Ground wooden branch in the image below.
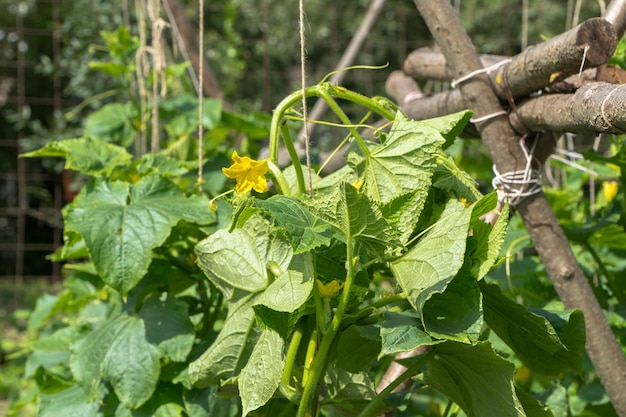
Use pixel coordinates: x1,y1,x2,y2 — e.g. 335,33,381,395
403,48,504,81
163,0,224,99
412,2,626,416
605,0,626,36
510,82,626,134
402,18,617,101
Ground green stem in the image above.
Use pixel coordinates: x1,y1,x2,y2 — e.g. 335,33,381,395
297,239,359,417
280,124,306,196
267,160,292,197
316,88,370,157
584,241,625,303
280,324,303,403
356,349,434,417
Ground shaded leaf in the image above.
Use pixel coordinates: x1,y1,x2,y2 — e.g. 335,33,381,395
139,294,195,362
84,102,137,146
481,281,585,375
421,271,482,343
378,311,437,358
424,341,526,417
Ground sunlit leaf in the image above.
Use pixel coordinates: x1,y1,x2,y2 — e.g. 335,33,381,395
64,174,214,295
21,136,132,176
390,200,471,312
239,329,284,416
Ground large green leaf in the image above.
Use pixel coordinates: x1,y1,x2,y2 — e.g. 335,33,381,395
309,182,399,255
188,300,256,387
424,341,526,417
138,294,195,362
422,110,473,148
38,386,102,417
194,221,293,299
390,200,471,312
378,311,437,358
191,219,297,394
21,136,132,176
255,195,332,253
70,314,161,410
335,325,381,373
480,281,585,375
361,115,445,207
421,271,482,343
239,329,284,416
64,174,214,295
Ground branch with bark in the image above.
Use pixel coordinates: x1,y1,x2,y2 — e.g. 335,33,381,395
406,2,626,416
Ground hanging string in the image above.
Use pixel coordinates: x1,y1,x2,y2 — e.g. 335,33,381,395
197,0,204,192
299,0,313,196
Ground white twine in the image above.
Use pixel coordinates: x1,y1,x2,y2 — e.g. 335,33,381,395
470,110,507,124
491,137,542,207
403,90,425,105
600,83,626,132
578,44,589,76
451,58,512,88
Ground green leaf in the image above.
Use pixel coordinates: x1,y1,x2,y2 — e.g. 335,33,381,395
378,311,437,358
183,386,240,417
138,294,195,362
379,191,423,244
136,153,190,177
516,388,555,417
255,268,313,313
310,182,399,255
84,102,137,146
421,271,483,343
189,301,256,387
191,220,294,387
70,314,161,410
390,200,471,311
65,174,214,294
470,195,509,280
21,137,132,176
194,221,293,299
335,325,381,373
481,281,585,375
432,160,483,201
360,114,445,209
322,367,381,417
101,318,161,409
422,110,473,148
424,341,526,417
239,329,284,416
38,386,102,417
255,195,332,253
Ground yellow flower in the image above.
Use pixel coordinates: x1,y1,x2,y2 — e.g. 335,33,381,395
459,197,471,208
351,179,364,191
316,279,343,302
603,180,619,202
222,151,269,194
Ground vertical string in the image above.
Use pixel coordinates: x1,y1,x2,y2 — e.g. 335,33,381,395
299,0,313,196
198,0,204,192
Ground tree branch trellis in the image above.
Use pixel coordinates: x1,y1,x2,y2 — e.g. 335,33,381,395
394,2,626,416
